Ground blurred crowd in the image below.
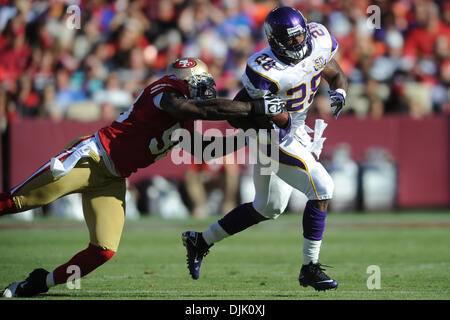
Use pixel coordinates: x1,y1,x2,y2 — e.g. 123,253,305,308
0,0,449,133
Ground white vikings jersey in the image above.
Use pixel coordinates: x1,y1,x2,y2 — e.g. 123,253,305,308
241,23,338,209
242,23,338,134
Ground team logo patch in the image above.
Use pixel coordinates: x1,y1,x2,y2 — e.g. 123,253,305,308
173,59,197,68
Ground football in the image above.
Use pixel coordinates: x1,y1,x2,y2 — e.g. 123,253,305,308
253,110,290,130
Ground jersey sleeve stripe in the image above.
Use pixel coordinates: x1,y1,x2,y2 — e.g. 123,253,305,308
330,32,338,56
323,26,338,59
150,83,174,94
245,64,280,93
278,148,320,199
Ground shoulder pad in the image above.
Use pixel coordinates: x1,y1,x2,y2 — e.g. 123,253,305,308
309,23,339,60
148,76,190,98
243,50,281,96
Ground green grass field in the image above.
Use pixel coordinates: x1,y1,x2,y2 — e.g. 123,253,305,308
0,211,449,300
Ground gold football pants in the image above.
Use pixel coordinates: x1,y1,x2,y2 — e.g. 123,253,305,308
11,136,126,252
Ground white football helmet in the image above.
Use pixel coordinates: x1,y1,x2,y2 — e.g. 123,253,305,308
166,58,216,100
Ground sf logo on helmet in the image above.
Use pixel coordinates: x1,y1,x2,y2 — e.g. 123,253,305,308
175,59,197,68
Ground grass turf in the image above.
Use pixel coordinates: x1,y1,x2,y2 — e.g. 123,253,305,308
0,211,449,300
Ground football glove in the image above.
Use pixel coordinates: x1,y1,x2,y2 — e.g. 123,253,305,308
329,89,346,119
251,94,286,117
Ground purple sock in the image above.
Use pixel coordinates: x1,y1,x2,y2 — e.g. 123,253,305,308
302,201,327,241
218,203,264,235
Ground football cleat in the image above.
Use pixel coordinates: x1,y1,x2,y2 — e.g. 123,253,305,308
182,231,212,280
3,268,49,298
299,262,338,291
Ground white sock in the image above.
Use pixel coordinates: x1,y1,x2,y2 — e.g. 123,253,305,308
46,271,55,288
202,222,229,245
303,238,322,265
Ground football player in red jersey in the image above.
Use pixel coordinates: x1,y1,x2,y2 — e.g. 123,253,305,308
1,57,286,298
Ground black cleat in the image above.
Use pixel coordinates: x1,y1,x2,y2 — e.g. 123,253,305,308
3,268,49,298
299,262,338,291
182,231,212,280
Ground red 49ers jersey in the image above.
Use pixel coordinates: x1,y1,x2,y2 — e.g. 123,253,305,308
97,75,194,177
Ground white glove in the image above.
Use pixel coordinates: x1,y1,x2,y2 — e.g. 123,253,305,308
251,94,286,116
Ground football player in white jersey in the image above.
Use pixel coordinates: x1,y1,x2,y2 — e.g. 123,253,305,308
182,6,348,291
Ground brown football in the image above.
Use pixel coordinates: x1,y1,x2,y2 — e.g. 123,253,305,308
254,111,290,129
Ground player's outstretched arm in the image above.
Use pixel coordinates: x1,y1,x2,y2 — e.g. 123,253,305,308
322,58,349,119
227,88,259,130
159,91,284,120
180,130,247,160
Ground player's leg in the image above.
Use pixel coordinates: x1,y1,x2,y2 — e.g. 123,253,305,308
195,136,334,270
274,136,337,290
0,136,92,216
2,139,126,297
182,164,293,280
4,176,125,298
201,168,293,244
2,158,96,298
46,161,126,290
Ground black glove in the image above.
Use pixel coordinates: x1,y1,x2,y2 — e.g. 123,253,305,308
329,89,346,119
251,94,286,117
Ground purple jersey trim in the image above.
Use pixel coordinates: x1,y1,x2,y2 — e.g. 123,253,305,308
259,144,307,171
278,148,307,171
245,65,279,94
330,31,338,56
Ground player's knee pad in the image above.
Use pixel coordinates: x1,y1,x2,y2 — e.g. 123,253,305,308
252,201,285,220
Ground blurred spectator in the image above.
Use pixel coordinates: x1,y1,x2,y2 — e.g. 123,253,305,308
403,1,450,62
54,68,86,112
40,83,62,121
31,49,56,93
0,0,448,123
100,101,117,121
0,0,449,219
93,71,133,111
16,72,40,118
